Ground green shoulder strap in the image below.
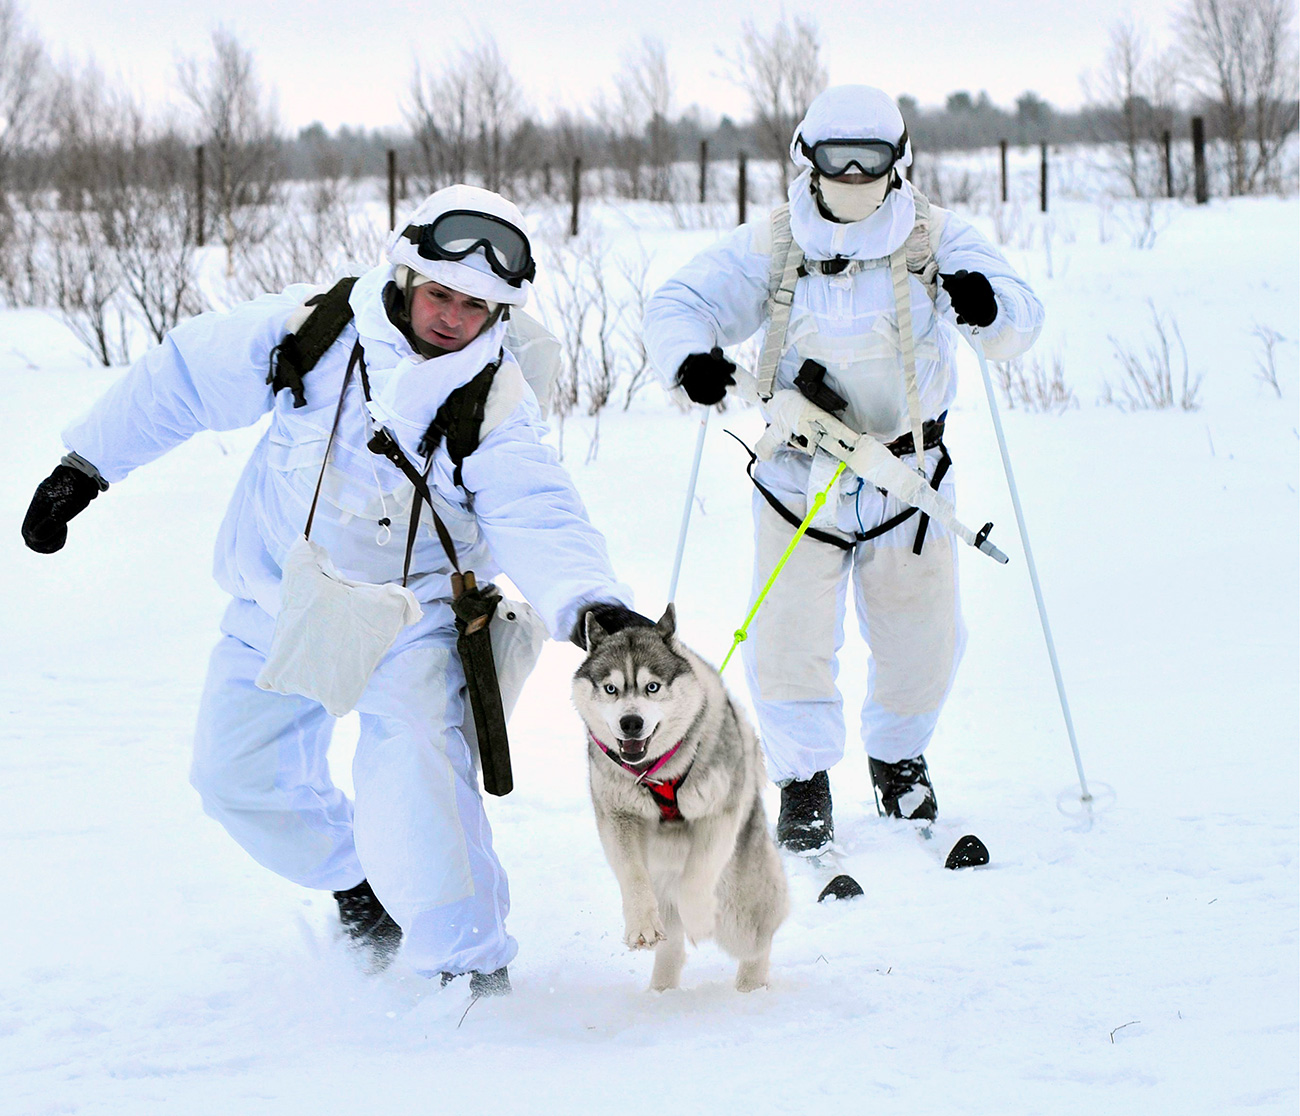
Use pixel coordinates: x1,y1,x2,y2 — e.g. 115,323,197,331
268,276,359,408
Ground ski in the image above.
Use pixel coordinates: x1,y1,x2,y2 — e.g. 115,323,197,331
792,846,864,903
917,822,990,870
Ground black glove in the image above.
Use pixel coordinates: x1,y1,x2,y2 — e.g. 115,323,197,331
676,347,736,406
21,464,103,553
571,602,655,650
939,270,998,328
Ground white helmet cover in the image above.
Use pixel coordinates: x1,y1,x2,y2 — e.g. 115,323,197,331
789,85,913,172
385,184,532,307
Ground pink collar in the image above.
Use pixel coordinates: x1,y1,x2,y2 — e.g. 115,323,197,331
589,731,684,784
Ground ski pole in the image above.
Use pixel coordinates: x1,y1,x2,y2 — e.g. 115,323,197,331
968,332,1093,807
719,461,846,673
667,404,710,604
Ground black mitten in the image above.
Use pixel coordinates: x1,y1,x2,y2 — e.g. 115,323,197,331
676,347,736,406
939,270,998,328
22,464,103,554
571,602,655,650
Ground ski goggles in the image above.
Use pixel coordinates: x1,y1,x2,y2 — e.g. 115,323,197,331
401,210,536,287
800,130,909,180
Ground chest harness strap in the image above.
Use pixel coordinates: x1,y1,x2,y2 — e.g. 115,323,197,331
590,732,693,823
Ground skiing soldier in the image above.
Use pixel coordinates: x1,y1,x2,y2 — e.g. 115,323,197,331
21,184,645,993
643,86,1044,852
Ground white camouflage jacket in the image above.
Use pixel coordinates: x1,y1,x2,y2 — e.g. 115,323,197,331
62,262,632,647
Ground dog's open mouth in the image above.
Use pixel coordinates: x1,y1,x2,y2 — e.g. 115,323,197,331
618,737,651,763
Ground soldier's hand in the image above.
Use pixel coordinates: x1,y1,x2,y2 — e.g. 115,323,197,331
22,464,103,554
676,347,736,406
571,602,655,650
939,270,998,328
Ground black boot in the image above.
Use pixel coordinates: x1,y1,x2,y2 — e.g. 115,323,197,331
334,879,403,970
440,966,512,996
869,756,938,821
776,770,834,853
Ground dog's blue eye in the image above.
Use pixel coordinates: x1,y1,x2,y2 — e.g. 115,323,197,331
604,683,618,695
645,682,660,693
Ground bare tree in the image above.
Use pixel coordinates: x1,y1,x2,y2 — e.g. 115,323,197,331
1084,18,1178,196
177,27,282,260
607,37,675,201
1176,0,1299,194
469,37,522,193
0,0,46,195
407,35,523,193
407,57,473,189
727,14,827,191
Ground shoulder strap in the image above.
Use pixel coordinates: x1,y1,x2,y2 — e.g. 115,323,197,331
904,189,942,299
756,205,802,402
268,276,358,408
418,352,504,489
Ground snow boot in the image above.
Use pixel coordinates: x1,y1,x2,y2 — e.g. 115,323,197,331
776,770,834,853
869,756,938,821
334,879,403,970
440,966,512,996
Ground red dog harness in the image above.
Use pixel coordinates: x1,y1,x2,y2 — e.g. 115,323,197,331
589,732,692,823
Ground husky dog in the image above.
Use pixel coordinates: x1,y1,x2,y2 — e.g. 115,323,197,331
572,605,788,992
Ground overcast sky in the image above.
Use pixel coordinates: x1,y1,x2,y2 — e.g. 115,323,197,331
29,0,1186,132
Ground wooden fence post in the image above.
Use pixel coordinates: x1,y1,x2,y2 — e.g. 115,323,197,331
387,149,397,230
999,139,1008,203
1192,116,1208,204
1162,131,1173,198
570,157,582,237
195,145,205,247
737,151,747,226
1039,142,1048,213
699,139,708,204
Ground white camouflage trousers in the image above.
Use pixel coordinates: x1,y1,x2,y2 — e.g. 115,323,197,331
741,466,967,783
189,602,515,977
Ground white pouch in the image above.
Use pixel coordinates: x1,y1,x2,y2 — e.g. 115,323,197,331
256,534,423,716
461,597,547,754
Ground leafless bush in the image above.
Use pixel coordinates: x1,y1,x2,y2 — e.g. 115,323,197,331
616,246,654,408
1252,322,1285,396
229,176,384,301
994,350,1078,413
1117,197,1170,248
41,207,131,366
535,226,660,457
1103,302,1203,411
725,14,827,192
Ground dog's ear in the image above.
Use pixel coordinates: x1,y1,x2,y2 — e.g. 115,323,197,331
584,609,611,651
656,602,677,639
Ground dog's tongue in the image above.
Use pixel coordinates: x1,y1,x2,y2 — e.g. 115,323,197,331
619,738,649,762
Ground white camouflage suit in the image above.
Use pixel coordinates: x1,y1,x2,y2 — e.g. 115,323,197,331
61,212,631,978
644,87,1043,783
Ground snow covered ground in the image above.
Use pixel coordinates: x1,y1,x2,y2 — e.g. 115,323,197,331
2,190,1297,1115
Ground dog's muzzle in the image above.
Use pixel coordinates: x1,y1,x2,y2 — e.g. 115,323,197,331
618,737,650,762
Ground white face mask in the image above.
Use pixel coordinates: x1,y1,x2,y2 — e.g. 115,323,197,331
816,174,893,223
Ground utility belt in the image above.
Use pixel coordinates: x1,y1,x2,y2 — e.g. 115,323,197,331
735,411,951,556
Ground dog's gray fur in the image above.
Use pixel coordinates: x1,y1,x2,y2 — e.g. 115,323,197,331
573,605,788,992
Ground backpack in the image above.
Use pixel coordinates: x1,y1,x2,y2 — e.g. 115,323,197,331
267,276,562,484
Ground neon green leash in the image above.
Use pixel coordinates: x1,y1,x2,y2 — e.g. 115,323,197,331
719,461,847,673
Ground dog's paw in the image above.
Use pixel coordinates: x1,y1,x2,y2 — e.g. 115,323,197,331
623,911,667,951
